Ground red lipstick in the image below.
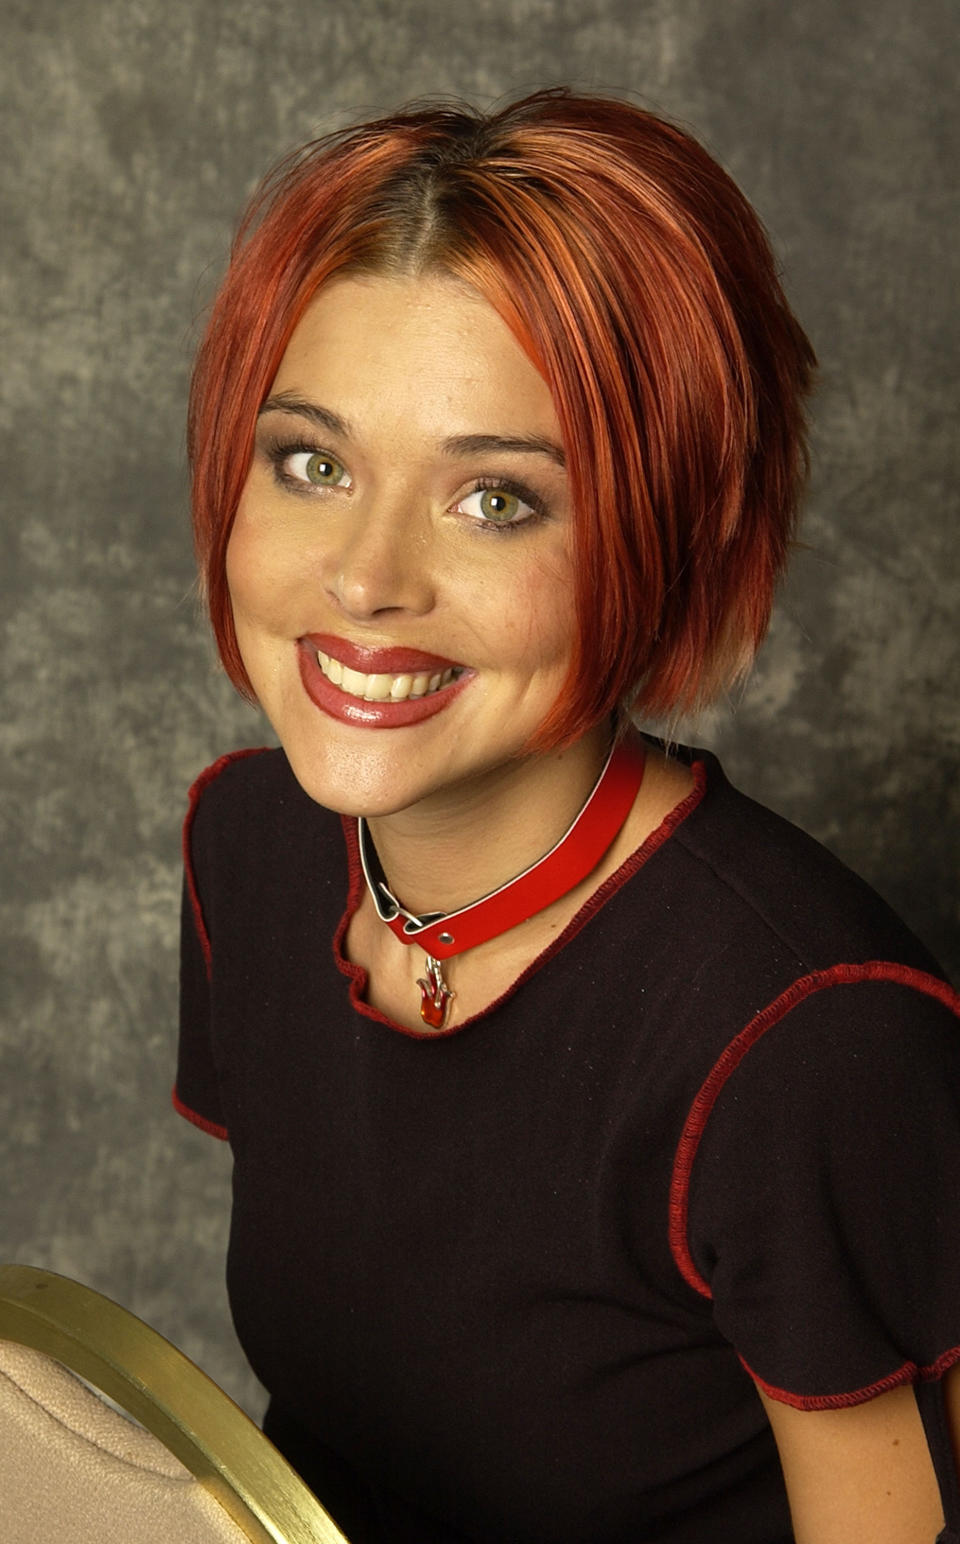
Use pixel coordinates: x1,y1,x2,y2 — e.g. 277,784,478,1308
297,638,472,729
305,633,462,675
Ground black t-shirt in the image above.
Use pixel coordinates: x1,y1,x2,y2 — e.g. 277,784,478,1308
176,746,960,1543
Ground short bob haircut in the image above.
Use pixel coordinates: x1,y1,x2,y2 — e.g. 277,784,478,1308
189,88,815,750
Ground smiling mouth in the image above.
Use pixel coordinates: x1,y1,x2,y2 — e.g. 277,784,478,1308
316,649,466,703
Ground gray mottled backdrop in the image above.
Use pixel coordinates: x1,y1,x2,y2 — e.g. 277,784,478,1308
2,0,957,1416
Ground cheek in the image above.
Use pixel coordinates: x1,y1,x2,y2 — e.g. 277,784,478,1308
224,518,254,623
520,553,578,672
224,517,291,702
462,558,574,676
225,500,282,633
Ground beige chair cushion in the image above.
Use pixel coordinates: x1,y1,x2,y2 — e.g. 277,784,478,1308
0,1340,253,1543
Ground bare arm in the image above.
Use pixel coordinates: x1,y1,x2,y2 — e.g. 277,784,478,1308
759,1366,960,1543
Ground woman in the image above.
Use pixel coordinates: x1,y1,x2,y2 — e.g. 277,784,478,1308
175,90,960,1542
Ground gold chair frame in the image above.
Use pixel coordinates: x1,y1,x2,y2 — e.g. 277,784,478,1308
0,1263,349,1544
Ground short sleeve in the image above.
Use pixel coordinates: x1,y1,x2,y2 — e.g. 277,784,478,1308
682,966,960,1407
173,794,228,1140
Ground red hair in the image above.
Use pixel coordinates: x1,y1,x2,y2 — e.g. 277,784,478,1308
189,89,815,748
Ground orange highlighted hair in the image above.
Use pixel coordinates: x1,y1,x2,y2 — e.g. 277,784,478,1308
189,89,815,747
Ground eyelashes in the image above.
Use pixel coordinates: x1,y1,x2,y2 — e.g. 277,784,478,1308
454,477,547,530
261,437,551,533
265,439,352,492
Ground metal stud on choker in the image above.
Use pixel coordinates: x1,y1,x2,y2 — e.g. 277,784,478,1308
357,737,646,1029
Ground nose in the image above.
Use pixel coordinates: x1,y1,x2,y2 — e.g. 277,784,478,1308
325,496,436,621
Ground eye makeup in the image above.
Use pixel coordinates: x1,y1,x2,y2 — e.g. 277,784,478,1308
257,429,556,535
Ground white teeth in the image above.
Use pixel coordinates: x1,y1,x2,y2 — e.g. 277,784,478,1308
317,652,461,703
364,674,392,701
340,665,367,696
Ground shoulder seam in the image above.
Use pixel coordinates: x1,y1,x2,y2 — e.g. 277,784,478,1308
669,962,960,1299
182,747,271,977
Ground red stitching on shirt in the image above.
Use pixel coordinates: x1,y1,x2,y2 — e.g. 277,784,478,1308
333,758,709,1037
669,962,960,1298
183,748,270,977
172,1085,228,1141
741,1342,960,1409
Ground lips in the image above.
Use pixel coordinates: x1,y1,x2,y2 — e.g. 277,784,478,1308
306,634,462,676
297,635,472,729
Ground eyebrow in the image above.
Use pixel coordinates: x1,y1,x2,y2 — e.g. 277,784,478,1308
258,393,566,468
441,432,566,468
259,394,347,437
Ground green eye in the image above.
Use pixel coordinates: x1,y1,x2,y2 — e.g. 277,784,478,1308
457,482,541,530
304,451,346,485
478,488,521,523
269,443,353,494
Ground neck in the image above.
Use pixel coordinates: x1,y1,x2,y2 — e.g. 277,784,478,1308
364,722,613,916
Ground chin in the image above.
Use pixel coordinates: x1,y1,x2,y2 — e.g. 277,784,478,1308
277,738,438,820
281,726,543,823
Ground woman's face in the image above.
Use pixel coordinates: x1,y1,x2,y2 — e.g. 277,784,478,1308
226,272,579,818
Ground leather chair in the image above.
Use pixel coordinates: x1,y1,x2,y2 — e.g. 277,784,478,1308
0,1263,349,1543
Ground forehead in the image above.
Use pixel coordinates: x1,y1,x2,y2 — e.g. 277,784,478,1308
270,273,560,446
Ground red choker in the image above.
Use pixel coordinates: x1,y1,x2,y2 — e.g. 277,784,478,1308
358,737,646,1029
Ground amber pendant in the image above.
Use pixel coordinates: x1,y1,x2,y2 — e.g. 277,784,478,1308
417,954,454,1029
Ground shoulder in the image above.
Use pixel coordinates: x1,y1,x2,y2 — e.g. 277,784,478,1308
680,963,960,1203
183,745,345,887
182,745,352,966
186,743,332,834
667,751,960,1301
662,746,944,978
651,749,959,1262
674,960,960,1397
187,744,292,822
